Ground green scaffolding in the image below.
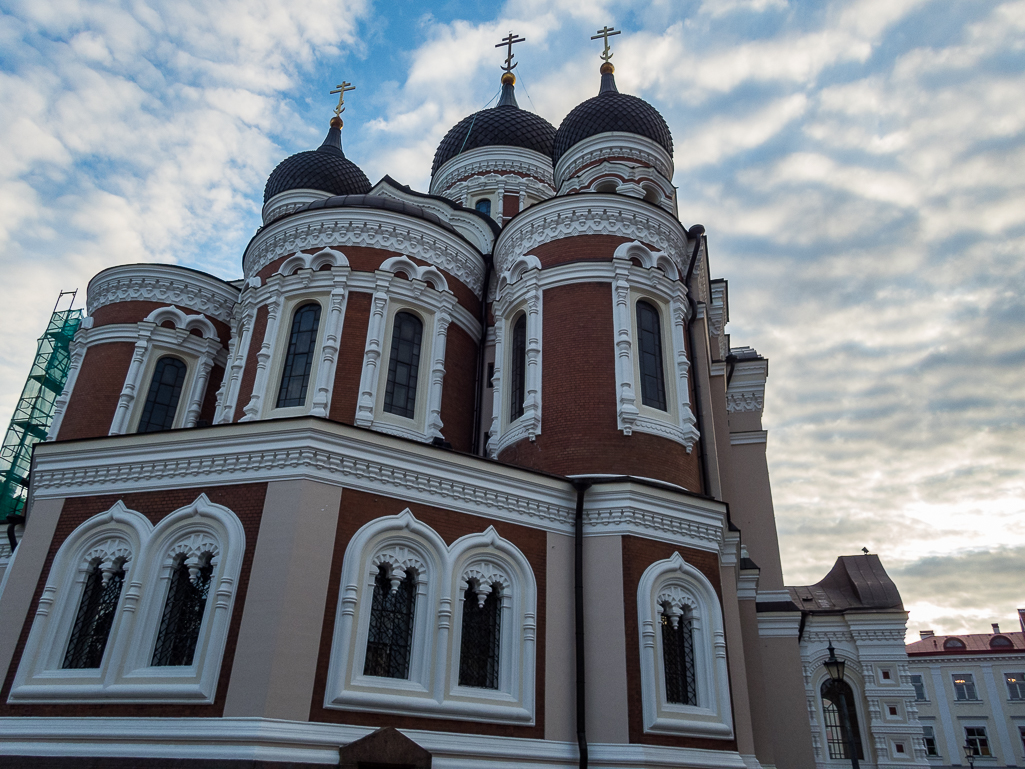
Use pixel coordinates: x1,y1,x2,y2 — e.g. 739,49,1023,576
0,292,82,523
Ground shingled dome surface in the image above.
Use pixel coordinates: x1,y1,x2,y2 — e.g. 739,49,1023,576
432,85,556,177
264,124,371,203
553,76,673,165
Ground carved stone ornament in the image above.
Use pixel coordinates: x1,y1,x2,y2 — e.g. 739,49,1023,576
87,266,239,324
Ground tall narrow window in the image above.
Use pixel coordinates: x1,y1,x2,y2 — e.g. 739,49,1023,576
821,679,864,760
1006,672,1025,700
965,726,991,757
911,673,927,700
636,300,667,411
137,356,187,433
383,311,423,419
509,313,526,421
661,605,696,705
152,557,213,666
922,725,939,756
363,568,416,679
62,561,126,669
953,673,978,700
276,303,321,408
458,584,501,689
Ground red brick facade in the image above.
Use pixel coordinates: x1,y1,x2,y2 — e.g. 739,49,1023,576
56,342,135,441
91,300,232,344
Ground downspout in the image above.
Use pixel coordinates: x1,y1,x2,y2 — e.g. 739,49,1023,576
683,227,714,497
572,479,592,769
471,253,494,455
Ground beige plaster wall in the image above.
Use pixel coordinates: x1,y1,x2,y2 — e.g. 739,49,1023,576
583,534,629,743
544,531,575,742
762,633,817,768
723,441,785,589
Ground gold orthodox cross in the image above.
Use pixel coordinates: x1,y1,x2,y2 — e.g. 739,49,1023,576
330,81,356,117
590,25,621,62
496,32,526,72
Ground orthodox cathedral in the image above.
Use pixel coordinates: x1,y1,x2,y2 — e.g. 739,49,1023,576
0,30,933,769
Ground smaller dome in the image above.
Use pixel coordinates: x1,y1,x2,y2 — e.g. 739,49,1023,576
264,118,371,203
553,67,673,165
431,78,556,177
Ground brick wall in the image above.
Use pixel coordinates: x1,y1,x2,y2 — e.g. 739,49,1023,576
0,483,268,719
232,305,268,422
56,342,135,441
328,291,371,424
438,324,478,452
309,488,547,738
199,364,225,425
92,301,232,344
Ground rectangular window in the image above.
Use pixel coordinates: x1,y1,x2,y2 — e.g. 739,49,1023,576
894,742,905,754
923,725,939,757
953,673,978,701
964,726,991,757
887,704,899,717
1006,672,1025,700
911,673,927,701
880,668,891,681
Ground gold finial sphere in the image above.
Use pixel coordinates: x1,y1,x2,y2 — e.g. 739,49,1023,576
600,62,615,74
501,71,516,86
330,116,343,129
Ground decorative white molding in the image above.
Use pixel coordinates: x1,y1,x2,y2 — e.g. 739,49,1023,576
9,494,245,704
708,282,729,361
488,256,542,457
756,613,802,637
325,510,536,724
87,264,238,324
637,552,734,739
555,132,675,190
242,206,487,296
261,188,332,225
729,430,767,445
431,145,555,199
726,353,767,415
494,194,689,279
560,159,675,214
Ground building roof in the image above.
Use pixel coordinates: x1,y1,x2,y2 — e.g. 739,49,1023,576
906,631,1025,656
431,81,557,177
553,70,673,165
788,554,904,614
264,121,372,203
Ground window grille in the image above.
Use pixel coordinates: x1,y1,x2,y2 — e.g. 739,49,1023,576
152,558,213,666
965,726,991,757
276,303,321,408
458,584,501,689
636,300,667,411
509,313,526,421
660,607,696,705
1006,672,1025,700
911,673,927,700
383,311,423,419
62,562,125,669
953,673,978,701
137,356,187,433
922,725,939,756
820,679,864,760
363,568,416,679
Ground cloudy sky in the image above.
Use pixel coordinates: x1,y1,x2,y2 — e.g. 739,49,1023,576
0,0,1021,636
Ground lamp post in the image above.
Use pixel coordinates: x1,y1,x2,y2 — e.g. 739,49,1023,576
825,640,860,769
963,740,978,768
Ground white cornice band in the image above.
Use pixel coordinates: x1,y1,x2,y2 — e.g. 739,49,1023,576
555,132,675,189
87,264,240,324
431,145,556,198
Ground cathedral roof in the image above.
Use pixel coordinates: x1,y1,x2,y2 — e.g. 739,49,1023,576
431,78,556,177
553,67,673,165
264,118,372,203
278,194,461,237
788,554,904,614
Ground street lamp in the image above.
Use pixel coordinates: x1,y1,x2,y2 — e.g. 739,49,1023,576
963,740,978,768
825,640,860,769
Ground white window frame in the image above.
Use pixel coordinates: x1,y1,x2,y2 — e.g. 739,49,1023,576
611,241,698,451
922,724,940,757
354,257,456,443
636,551,733,738
9,494,245,703
488,255,542,458
1004,670,1025,701
953,672,980,701
261,293,329,418
911,673,928,701
324,509,535,724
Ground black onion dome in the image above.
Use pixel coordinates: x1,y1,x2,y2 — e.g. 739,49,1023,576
264,119,371,203
553,69,673,165
431,80,556,177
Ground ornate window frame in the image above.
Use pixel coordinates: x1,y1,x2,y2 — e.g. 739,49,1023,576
239,248,351,422
354,257,456,443
9,495,245,704
488,255,542,458
612,241,699,452
636,552,733,738
325,510,535,724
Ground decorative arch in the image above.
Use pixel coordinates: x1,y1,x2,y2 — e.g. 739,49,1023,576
277,247,350,277
636,551,733,738
143,306,218,340
379,256,449,292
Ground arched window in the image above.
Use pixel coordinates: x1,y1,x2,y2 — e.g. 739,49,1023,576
991,635,1013,648
458,583,501,689
152,557,213,666
636,300,667,411
383,311,423,419
509,313,526,421
944,637,966,649
137,356,187,433
475,199,491,216
62,560,126,669
364,567,416,679
661,604,696,705
821,678,864,760
276,303,322,408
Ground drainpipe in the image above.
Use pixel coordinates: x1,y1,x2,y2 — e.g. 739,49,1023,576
683,228,713,497
572,479,592,769
471,253,494,455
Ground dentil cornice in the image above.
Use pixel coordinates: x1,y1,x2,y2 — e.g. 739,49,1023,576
431,145,555,197
87,264,240,324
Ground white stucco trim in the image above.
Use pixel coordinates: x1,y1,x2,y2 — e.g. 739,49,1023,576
86,264,239,324
554,131,675,190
